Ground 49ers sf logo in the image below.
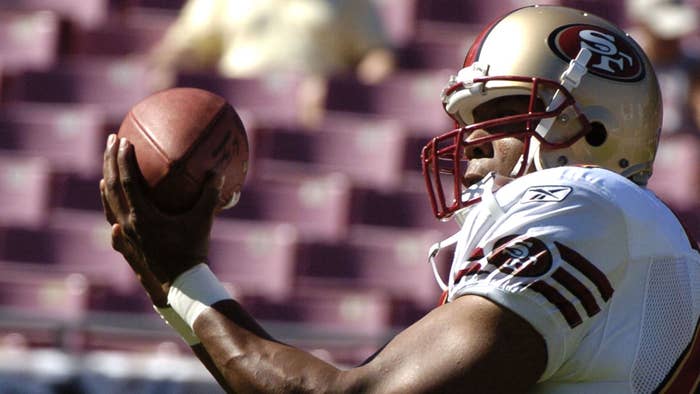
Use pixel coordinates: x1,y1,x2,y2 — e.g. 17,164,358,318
548,24,644,82
487,235,553,277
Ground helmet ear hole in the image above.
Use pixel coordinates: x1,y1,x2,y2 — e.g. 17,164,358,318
585,122,608,147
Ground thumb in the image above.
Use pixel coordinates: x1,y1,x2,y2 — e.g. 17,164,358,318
194,171,225,215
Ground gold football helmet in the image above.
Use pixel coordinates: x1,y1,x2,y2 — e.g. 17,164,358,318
422,5,662,219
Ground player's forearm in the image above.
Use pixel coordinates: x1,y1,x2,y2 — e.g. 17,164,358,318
165,265,363,392
191,343,235,394
193,300,358,393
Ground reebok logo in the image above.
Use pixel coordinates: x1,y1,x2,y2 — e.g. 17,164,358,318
521,186,572,203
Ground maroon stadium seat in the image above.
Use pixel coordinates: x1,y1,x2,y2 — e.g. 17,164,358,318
241,286,392,339
0,264,88,321
208,219,299,300
220,173,353,241
0,10,60,73
68,10,174,56
47,209,135,290
0,153,51,228
648,133,700,212
176,72,307,128
0,209,135,289
349,182,456,234
240,285,393,365
295,225,446,307
325,71,452,135
3,57,154,123
253,115,407,189
0,103,107,177
370,0,417,45
0,0,109,29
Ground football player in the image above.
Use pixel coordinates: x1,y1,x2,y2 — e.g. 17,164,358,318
101,5,700,392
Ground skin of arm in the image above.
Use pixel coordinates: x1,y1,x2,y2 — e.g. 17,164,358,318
195,295,546,393
101,135,547,393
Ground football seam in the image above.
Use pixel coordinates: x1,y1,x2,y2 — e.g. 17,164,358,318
128,110,172,166
181,103,230,184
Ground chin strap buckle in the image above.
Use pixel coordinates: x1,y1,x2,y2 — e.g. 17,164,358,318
441,62,490,104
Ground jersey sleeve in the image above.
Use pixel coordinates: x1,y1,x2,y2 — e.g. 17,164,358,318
448,173,630,381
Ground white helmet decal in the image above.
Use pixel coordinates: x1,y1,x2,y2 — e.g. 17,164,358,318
548,24,645,81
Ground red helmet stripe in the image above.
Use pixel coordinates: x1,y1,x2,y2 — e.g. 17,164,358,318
463,6,530,66
463,18,498,66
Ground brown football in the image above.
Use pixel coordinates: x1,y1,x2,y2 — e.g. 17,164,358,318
117,87,249,213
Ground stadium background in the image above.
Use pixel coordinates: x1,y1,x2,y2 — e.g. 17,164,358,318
0,0,698,392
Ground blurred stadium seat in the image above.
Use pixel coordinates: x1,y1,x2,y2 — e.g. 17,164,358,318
67,12,171,57
220,173,353,241
0,103,106,177
560,0,627,26
350,182,455,234
46,209,136,289
2,57,154,124
50,173,103,212
176,72,307,128
295,225,445,307
0,10,60,74
0,0,109,29
370,0,417,46
674,204,700,246
396,37,467,71
208,219,299,300
0,153,51,228
0,209,135,289
241,286,392,339
648,133,700,212
0,265,88,322
253,116,407,189
415,0,526,24
133,0,187,10
325,71,452,134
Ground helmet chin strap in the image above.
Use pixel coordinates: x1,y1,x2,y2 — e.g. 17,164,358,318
527,47,592,172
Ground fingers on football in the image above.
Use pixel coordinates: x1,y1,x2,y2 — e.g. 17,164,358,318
103,134,129,222
116,137,154,216
194,170,225,216
110,223,131,255
99,179,118,225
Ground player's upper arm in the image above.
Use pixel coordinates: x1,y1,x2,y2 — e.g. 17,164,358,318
449,168,632,380
338,294,547,393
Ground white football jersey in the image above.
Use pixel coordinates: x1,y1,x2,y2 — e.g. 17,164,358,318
444,166,700,393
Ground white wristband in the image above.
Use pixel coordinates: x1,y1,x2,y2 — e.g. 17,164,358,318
154,305,201,346
167,263,232,329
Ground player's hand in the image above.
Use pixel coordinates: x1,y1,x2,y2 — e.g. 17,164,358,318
100,176,169,307
100,134,223,287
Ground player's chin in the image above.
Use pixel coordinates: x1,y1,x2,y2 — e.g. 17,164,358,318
462,172,486,187
462,160,494,187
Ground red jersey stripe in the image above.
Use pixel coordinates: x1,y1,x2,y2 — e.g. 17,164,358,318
529,280,583,328
555,242,614,301
552,267,601,317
